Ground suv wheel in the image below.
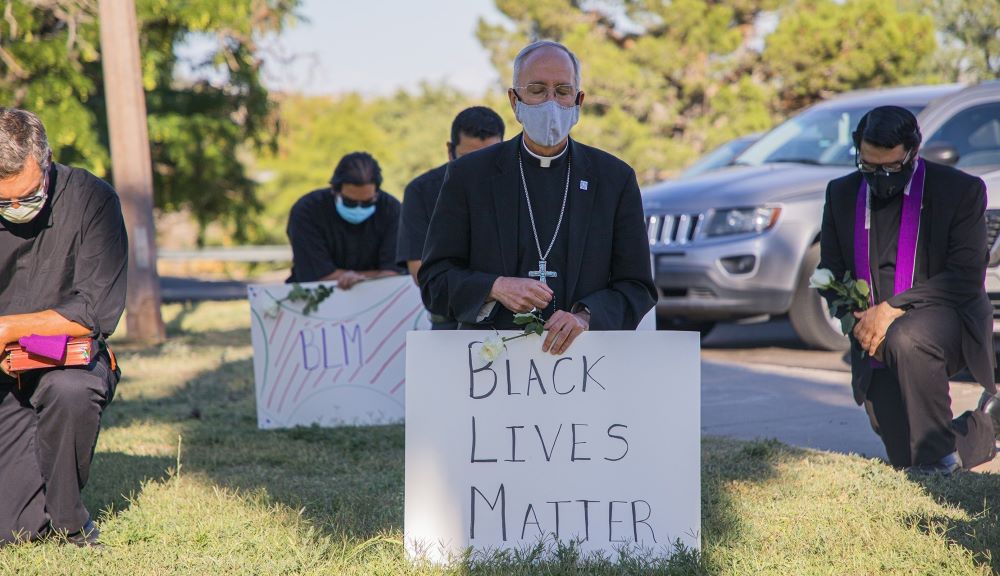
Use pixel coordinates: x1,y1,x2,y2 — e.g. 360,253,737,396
789,243,850,351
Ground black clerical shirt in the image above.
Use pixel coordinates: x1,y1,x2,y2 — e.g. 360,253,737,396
498,142,573,326
869,191,927,304
286,188,402,283
0,163,127,338
870,193,901,304
397,163,447,266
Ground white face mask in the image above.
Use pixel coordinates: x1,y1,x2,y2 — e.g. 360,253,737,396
0,170,48,224
0,197,45,223
515,99,579,147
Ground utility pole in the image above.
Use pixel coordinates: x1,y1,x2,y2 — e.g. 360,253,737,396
98,0,165,343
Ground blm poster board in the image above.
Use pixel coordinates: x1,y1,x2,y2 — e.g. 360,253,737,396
405,331,700,563
248,276,430,429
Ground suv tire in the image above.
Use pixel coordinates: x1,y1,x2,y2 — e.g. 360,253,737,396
789,243,850,351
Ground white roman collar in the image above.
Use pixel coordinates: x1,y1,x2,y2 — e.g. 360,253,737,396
522,137,567,168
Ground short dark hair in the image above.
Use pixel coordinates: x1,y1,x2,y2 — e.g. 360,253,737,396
450,106,505,147
330,152,382,192
852,106,922,151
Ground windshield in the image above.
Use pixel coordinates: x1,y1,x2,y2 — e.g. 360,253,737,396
736,104,924,167
680,136,759,178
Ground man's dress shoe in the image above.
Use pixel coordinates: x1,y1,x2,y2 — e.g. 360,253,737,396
907,451,962,476
63,518,102,548
981,392,1000,440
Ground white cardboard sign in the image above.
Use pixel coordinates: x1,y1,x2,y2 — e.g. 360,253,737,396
404,330,700,563
248,276,430,428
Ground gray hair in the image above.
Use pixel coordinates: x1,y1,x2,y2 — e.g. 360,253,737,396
0,108,51,179
512,40,582,90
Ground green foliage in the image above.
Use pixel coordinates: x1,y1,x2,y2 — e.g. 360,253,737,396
477,0,943,181
282,282,334,315
0,3,107,174
764,0,938,110
3,0,994,249
912,0,1000,81
811,268,870,334
0,0,301,244
512,309,546,337
252,86,518,243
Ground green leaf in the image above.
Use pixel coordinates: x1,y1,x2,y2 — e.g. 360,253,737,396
840,314,856,335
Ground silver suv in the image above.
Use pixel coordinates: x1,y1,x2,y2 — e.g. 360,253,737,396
643,82,1000,350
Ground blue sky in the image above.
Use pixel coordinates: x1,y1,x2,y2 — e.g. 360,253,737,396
260,0,508,96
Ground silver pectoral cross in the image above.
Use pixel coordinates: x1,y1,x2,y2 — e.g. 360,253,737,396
529,259,557,285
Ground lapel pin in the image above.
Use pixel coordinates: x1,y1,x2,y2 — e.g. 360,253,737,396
580,180,589,190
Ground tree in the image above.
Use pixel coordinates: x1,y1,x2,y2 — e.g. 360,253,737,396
914,0,1000,81
252,85,517,244
476,0,941,181
0,0,300,244
763,0,938,110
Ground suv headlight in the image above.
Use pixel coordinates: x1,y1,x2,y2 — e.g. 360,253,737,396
702,207,781,238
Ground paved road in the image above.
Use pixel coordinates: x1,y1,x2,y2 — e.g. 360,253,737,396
701,318,998,473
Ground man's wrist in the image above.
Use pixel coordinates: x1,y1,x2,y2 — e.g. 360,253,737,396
488,276,506,302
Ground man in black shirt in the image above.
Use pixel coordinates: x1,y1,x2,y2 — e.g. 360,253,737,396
397,107,505,329
818,106,996,474
0,109,127,545
287,152,403,287
419,41,655,354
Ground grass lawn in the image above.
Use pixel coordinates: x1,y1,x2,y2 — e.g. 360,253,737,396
2,300,999,575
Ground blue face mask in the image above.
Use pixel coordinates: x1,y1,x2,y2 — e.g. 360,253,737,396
336,196,376,224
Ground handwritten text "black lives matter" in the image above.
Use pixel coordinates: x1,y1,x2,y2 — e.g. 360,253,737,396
464,342,657,545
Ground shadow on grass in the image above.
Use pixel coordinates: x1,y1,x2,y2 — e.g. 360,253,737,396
97,349,406,541
910,470,1000,572
699,437,784,571
111,328,253,360
94,321,793,571
85,452,174,519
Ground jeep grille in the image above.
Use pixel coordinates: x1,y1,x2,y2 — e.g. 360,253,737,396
647,213,704,246
987,209,1000,267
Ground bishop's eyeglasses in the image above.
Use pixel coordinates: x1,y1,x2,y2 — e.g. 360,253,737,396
513,83,579,106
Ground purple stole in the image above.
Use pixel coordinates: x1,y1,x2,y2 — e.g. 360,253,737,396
853,158,925,366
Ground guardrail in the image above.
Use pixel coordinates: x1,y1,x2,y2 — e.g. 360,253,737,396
158,245,292,262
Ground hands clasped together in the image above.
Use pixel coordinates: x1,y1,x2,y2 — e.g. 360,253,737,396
852,301,905,357
489,277,589,355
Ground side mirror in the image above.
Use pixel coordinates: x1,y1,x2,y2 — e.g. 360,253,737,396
921,143,960,166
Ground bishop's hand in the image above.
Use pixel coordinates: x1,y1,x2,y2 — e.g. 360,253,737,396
543,309,589,355
489,277,553,313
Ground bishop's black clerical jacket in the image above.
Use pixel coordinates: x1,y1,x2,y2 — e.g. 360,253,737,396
818,160,996,404
418,134,656,331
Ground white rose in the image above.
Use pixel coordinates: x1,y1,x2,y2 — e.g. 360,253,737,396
263,302,280,318
808,267,835,289
478,335,506,363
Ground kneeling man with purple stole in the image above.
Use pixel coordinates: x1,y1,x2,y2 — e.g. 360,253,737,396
818,106,997,474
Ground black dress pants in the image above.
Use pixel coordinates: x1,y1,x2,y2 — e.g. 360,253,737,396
0,355,116,544
864,305,975,468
